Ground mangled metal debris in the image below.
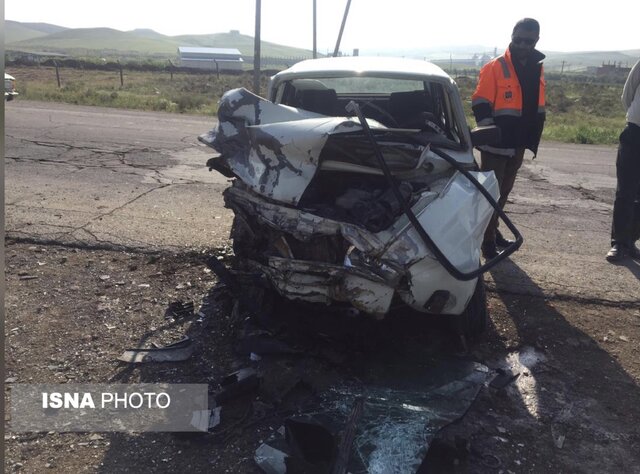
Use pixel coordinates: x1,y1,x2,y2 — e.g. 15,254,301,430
236,332,298,356
196,268,493,472
190,406,222,432
255,442,289,474
165,300,195,319
200,56,524,336
117,336,194,363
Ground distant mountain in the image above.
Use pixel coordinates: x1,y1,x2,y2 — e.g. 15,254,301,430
360,45,639,71
5,20,68,43
543,50,638,71
5,20,637,69
7,27,183,55
127,28,171,40
5,20,315,59
360,45,498,60
15,21,68,35
174,30,314,57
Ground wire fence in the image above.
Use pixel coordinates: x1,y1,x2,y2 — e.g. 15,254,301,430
6,54,629,88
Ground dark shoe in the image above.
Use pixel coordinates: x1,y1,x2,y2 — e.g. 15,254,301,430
495,230,515,248
482,242,499,259
606,243,639,262
606,244,624,261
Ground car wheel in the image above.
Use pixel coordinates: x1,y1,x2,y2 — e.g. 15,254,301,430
230,213,262,261
453,276,487,337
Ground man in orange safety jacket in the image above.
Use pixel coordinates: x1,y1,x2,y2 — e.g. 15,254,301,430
472,18,546,259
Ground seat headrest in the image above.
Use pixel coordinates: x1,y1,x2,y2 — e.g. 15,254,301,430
296,89,338,115
389,90,433,114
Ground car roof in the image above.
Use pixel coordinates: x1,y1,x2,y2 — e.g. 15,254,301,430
271,56,451,83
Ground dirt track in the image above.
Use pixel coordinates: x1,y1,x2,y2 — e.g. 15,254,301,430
4,101,640,473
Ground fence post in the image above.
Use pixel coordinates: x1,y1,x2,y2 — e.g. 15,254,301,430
54,60,61,88
168,60,174,80
117,60,124,87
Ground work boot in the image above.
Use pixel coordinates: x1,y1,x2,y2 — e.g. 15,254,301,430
495,230,515,248
482,242,499,259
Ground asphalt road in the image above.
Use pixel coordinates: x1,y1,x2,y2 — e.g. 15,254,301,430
5,100,639,304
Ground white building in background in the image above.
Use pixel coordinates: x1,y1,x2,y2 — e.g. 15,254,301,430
177,47,244,71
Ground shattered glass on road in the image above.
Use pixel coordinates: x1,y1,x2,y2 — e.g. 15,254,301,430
254,356,489,473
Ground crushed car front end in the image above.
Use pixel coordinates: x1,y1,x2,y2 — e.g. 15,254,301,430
200,57,520,333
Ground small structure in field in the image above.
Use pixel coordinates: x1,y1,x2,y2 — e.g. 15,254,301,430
177,47,244,72
586,61,632,78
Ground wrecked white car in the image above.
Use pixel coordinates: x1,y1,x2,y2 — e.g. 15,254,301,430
200,57,521,335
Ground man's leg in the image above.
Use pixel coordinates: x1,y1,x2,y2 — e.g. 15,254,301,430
495,148,525,239
480,149,524,257
480,151,508,257
608,123,640,260
632,189,640,243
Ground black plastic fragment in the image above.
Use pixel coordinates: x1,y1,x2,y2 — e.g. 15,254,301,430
215,368,260,405
165,300,195,319
489,368,520,390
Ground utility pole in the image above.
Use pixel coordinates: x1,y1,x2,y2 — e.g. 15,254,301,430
312,0,317,59
253,0,261,95
333,0,352,57
561,60,565,75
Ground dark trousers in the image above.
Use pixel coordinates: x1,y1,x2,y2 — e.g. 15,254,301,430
611,123,640,247
480,148,525,244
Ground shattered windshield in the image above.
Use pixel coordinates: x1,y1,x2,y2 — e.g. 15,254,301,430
275,76,465,147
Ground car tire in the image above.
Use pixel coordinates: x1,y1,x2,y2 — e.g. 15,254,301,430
230,213,263,261
453,276,487,337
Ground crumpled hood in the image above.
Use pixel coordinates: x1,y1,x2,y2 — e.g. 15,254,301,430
200,88,385,205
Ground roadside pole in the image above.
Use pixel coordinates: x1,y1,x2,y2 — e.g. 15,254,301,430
313,0,317,59
333,0,352,57
253,0,261,95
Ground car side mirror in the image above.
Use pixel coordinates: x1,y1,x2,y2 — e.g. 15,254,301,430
470,125,501,147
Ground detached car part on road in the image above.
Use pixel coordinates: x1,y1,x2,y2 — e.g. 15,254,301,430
200,57,522,335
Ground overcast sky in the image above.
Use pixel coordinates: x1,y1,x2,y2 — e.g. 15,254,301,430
5,0,639,54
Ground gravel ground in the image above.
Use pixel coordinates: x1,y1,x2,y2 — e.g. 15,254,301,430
4,241,640,473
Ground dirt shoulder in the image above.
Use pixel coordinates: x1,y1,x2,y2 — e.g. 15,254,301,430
4,241,640,473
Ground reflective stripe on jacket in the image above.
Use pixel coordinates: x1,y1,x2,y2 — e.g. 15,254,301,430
472,48,546,156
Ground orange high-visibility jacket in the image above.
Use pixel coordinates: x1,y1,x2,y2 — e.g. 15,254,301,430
472,48,546,156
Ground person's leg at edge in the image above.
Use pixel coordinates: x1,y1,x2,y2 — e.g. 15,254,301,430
480,151,507,258
608,123,640,261
495,148,525,247
480,149,524,258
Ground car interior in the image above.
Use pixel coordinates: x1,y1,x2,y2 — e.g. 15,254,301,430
276,78,456,141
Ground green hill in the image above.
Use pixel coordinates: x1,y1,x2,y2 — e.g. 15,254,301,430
4,20,66,43
5,21,315,59
173,31,314,57
7,27,183,56
127,29,171,40
6,20,633,66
